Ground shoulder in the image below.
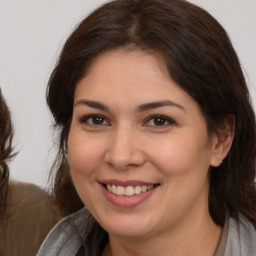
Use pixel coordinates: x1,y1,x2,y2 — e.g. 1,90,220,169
225,214,256,256
0,181,57,256
7,181,57,228
36,208,87,256
9,181,49,200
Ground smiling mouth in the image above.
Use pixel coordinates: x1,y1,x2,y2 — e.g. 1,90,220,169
104,184,158,197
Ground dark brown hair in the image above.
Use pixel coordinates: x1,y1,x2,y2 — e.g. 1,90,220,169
0,89,15,216
47,0,256,226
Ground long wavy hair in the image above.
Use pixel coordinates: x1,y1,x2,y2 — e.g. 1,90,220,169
47,0,256,227
0,89,15,216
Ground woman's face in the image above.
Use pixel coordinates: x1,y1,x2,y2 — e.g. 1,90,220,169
68,49,220,240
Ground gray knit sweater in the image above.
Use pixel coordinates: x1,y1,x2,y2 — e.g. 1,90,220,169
37,208,256,256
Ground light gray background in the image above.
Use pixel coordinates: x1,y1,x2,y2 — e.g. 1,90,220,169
1,0,255,188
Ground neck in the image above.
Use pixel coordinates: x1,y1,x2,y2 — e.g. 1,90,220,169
103,210,222,256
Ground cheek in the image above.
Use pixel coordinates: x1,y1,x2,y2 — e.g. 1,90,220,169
148,134,211,220
67,132,106,209
67,132,104,177
148,132,211,175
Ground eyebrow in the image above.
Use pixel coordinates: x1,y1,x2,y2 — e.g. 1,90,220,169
74,99,110,111
74,99,185,112
136,100,185,112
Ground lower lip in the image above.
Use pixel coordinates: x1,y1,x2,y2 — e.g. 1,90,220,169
101,185,157,208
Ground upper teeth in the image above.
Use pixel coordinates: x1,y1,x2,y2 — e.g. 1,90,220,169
106,184,154,196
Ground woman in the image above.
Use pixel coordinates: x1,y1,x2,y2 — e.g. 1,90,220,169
37,0,256,255
0,90,58,256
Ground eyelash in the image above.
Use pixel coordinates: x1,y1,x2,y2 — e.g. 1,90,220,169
79,114,176,128
79,114,110,126
145,115,176,128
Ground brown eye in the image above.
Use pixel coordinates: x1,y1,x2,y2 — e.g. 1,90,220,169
146,115,175,127
80,115,109,126
92,116,105,125
153,117,167,126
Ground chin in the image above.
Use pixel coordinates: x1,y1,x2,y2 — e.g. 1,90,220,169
98,214,158,239
107,226,153,239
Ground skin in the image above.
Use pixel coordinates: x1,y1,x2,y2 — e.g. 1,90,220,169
68,49,233,256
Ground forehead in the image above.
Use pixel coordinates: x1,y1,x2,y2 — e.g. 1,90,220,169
75,49,174,98
87,48,169,80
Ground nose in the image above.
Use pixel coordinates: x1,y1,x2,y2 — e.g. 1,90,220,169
104,126,146,170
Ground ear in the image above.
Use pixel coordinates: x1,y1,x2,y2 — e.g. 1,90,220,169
210,115,235,167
